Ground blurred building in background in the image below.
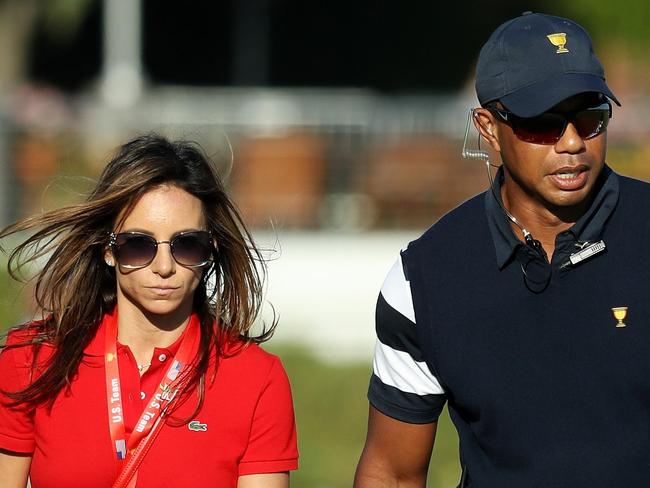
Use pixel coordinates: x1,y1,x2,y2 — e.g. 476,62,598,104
1,0,650,360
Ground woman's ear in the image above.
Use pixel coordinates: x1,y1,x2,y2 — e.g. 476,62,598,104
104,249,115,267
472,108,502,153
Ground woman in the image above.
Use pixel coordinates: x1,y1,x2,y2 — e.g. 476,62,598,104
0,134,298,488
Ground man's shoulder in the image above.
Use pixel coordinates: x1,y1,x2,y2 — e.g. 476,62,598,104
408,191,488,250
618,173,650,196
614,174,650,222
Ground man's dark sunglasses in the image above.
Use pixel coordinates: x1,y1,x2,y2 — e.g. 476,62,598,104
488,102,612,145
109,230,214,269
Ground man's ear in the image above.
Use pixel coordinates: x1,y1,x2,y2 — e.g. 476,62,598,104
472,108,502,153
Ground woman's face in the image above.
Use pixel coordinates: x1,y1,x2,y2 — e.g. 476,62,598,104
106,184,207,320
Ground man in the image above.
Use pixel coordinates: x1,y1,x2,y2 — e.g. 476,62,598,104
354,12,650,488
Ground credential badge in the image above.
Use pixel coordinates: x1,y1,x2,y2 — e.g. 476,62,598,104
547,33,569,53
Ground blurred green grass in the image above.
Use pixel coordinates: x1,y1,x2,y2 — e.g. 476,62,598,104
0,264,26,334
268,344,461,488
0,266,461,487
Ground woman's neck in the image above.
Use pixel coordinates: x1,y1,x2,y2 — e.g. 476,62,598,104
116,304,191,368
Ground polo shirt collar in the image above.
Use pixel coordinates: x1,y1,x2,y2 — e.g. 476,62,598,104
83,307,197,359
486,165,619,269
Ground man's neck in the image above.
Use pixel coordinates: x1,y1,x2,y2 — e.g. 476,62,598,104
501,186,590,260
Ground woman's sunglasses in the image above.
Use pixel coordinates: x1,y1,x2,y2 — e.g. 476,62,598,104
109,231,214,269
488,102,612,145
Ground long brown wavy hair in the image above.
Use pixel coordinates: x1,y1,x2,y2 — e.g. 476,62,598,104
0,133,274,411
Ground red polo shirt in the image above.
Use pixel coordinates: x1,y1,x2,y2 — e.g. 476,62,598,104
0,313,298,487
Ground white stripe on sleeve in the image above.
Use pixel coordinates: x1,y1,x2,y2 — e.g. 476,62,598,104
373,340,444,396
380,256,416,324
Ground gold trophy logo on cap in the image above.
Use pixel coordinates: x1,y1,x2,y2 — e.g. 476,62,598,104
611,307,628,328
547,33,569,54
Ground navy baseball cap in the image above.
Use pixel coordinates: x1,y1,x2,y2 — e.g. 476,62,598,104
475,12,620,117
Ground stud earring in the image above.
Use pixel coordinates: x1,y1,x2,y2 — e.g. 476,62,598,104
105,257,115,267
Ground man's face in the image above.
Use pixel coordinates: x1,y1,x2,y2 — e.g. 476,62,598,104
493,93,608,214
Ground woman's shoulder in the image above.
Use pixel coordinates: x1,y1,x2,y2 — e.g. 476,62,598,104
5,321,44,344
221,337,280,365
0,322,51,388
207,340,293,409
217,337,288,381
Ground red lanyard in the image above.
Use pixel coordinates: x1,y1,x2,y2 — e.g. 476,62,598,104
104,311,199,487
